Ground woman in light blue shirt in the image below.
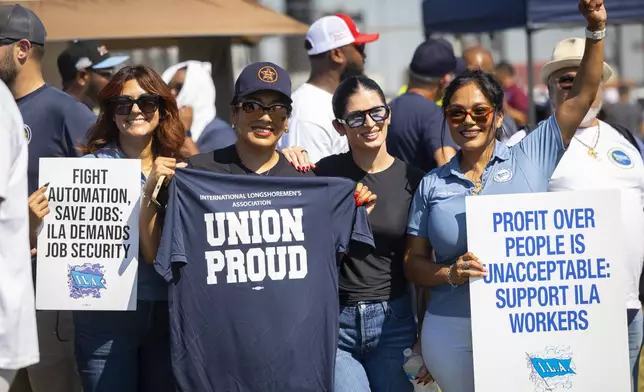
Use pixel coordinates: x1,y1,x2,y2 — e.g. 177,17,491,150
403,3,607,390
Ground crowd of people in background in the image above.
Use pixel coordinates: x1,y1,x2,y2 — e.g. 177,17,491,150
0,0,643,391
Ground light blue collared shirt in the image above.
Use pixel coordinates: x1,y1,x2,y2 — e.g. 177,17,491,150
84,145,167,302
407,115,564,318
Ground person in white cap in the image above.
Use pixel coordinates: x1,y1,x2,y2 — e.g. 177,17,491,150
507,36,644,392
279,14,379,164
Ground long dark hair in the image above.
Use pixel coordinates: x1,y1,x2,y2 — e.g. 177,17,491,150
77,65,185,159
332,75,387,119
440,69,506,148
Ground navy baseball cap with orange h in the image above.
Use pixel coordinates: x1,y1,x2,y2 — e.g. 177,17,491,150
233,62,292,104
0,4,46,45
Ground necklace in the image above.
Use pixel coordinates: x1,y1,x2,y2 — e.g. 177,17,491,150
573,123,600,159
462,147,493,196
465,172,483,195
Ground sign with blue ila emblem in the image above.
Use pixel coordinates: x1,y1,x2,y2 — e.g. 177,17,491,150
36,158,141,311
467,191,631,391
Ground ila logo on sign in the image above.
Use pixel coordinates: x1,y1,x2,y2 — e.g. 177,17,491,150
527,346,576,390
67,263,107,299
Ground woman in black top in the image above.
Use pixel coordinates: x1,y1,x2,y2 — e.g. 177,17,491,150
314,76,429,392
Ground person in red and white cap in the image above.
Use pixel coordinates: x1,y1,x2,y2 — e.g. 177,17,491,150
278,14,379,163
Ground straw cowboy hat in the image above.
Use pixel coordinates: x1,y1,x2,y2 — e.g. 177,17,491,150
540,37,613,83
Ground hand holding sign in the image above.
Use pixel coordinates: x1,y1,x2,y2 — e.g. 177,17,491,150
28,183,50,247
579,0,606,31
448,252,488,285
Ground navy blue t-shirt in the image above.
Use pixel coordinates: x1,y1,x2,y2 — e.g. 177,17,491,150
196,117,238,153
387,92,457,173
16,84,97,194
155,168,374,392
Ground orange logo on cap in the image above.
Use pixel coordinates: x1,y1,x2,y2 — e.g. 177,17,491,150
258,66,278,83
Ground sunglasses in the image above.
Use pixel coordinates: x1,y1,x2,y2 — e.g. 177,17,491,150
445,106,494,124
556,74,575,89
238,101,291,120
337,105,390,128
111,94,160,115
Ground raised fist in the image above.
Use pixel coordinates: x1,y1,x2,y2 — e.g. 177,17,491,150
578,0,607,31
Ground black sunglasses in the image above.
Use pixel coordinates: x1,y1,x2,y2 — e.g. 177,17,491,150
337,105,390,128
111,94,160,115
238,101,291,119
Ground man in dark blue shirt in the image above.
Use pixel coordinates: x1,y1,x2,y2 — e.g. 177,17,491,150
155,168,374,392
0,5,94,392
387,39,459,173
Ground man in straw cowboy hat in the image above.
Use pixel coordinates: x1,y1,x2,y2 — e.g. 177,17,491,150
508,34,644,392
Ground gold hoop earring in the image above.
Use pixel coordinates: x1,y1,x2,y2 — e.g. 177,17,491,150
284,128,289,133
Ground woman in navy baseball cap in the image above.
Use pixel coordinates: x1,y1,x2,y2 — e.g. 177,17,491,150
183,61,305,175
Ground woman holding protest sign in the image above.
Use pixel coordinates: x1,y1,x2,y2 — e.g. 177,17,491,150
73,65,183,392
403,1,608,390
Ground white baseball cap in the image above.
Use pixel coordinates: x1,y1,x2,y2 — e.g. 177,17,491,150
540,37,613,83
305,14,379,56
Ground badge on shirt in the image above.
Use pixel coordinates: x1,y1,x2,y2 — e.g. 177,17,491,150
607,148,633,169
23,124,32,144
493,168,513,183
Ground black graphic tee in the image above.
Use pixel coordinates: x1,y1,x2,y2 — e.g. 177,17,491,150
315,153,424,304
154,167,374,392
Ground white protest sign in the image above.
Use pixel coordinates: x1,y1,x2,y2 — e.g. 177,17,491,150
36,158,141,311
466,190,630,392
